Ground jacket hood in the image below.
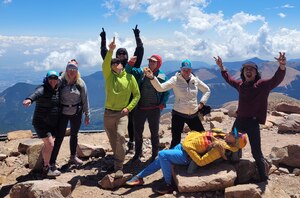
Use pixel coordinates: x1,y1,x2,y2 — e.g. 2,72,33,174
149,54,162,73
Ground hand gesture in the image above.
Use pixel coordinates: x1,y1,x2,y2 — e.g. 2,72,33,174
23,99,31,107
100,28,106,39
214,56,225,71
129,56,137,65
108,37,116,51
274,52,286,69
132,24,140,37
143,67,154,79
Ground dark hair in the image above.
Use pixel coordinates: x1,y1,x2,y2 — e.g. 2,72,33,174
240,67,261,82
111,58,121,66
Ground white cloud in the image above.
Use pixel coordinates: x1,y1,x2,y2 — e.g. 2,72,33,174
278,13,286,18
282,4,294,9
2,0,12,4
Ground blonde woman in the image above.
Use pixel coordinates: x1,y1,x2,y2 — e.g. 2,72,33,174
50,59,90,168
126,130,248,194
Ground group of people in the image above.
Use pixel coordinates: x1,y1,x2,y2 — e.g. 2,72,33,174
23,59,90,177
23,25,286,194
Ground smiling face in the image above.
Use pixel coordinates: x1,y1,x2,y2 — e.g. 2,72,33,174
243,66,257,82
148,59,158,71
181,68,192,80
47,75,58,89
66,63,78,80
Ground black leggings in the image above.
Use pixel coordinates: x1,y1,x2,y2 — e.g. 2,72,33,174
50,113,82,165
233,117,268,181
170,112,204,148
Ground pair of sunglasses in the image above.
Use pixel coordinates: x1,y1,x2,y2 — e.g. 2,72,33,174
48,76,58,80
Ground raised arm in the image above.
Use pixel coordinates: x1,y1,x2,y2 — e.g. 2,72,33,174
100,28,108,60
102,37,116,79
132,25,144,68
274,52,286,71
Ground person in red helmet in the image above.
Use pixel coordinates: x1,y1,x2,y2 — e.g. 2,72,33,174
126,54,170,162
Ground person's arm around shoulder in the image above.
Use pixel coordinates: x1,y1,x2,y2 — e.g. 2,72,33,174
102,37,116,80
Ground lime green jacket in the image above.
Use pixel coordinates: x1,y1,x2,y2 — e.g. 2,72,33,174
102,51,140,111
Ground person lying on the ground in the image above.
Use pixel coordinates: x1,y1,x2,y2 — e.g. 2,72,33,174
126,130,248,195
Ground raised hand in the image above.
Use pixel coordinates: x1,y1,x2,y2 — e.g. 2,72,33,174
274,52,286,69
132,24,140,37
129,56,137,65
108,37,116,51
143,67,154,79
214,56,223,68
100,28,106,39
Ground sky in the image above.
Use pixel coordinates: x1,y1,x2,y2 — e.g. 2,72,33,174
1,0,300,75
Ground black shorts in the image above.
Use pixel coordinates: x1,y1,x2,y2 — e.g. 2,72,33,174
33,125,56,138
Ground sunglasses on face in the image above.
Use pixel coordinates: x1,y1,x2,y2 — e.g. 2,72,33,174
118,52,126,55
67,68,78,72
48,76,58,80
149,60,157,63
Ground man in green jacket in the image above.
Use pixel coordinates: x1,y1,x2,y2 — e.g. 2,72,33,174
102,37,140,179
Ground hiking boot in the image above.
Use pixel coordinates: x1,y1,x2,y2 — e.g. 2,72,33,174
114,170,124,179
47,165,61,177
126,176,144,186
155,184,175,194
69,155,83,165
127,141,134,154
131,155,141,164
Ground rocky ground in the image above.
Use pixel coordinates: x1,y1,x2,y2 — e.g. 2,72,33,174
0,93,300,198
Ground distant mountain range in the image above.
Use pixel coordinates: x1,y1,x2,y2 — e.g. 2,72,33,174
0,57,300,134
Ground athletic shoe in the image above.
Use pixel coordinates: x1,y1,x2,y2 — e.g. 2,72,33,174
155,184,175,194
47,165,61,177
68,155,83,165
126,176,144,186
114,170,124,179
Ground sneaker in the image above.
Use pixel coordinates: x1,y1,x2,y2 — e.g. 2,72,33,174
114,170,124,179
127,141,134,153
126,176,144,186
155,184,175,194
47,165,61,177
69,155,83,165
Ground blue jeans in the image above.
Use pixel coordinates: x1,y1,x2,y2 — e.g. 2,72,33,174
137,144,191,184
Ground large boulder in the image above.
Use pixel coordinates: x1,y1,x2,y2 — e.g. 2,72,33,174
7,130,32,140
10,179,72,198
278,114,300,133
275,102,300,114
18,139,43,154
27,143,44,171
269,145,300,168
173,162,236,192
76,143,106,158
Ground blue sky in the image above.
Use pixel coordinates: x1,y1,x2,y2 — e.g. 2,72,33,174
1,0,300,75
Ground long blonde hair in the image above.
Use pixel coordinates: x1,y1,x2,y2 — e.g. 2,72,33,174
210,137,229,160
